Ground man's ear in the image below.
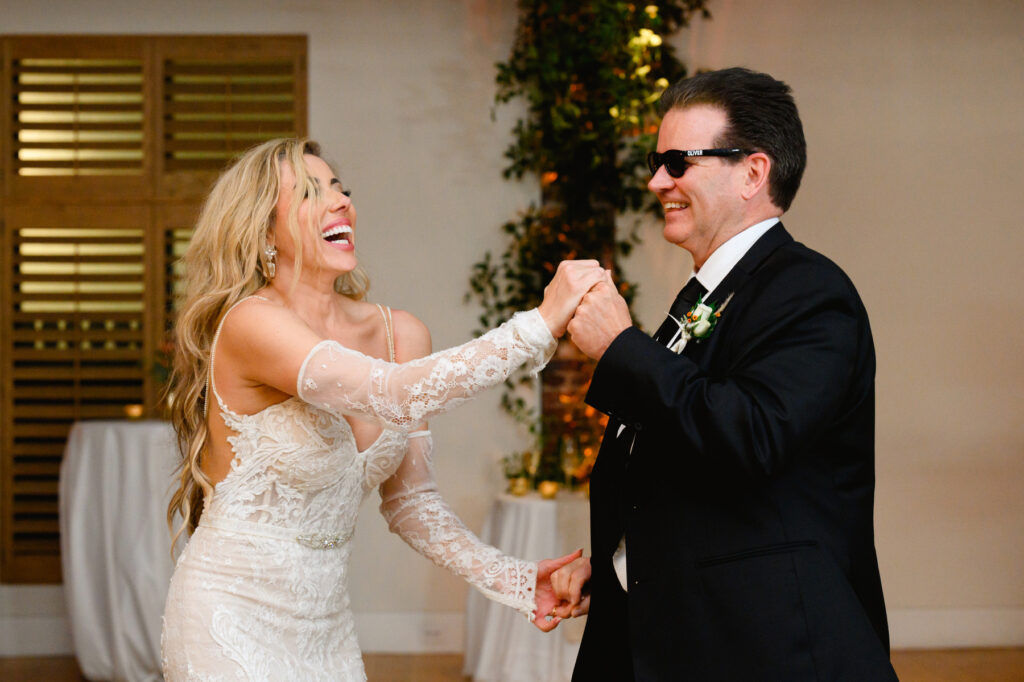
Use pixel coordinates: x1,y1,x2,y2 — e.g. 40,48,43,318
740,152,771,201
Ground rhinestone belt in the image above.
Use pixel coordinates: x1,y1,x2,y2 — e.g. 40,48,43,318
202,515,352,550
295,532,350,550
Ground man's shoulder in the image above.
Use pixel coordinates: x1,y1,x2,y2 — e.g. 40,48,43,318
729,236,870,329
756,237,860,298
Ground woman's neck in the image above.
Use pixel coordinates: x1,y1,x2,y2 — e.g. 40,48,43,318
264,264,358,335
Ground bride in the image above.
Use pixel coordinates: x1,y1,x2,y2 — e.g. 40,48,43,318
160,138,601,681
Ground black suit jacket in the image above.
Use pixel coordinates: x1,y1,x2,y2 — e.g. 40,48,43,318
574,224,896,681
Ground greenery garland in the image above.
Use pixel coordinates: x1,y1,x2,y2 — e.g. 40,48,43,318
467,0,711,432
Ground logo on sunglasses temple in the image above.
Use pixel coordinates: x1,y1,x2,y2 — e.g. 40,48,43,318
647,148,752,177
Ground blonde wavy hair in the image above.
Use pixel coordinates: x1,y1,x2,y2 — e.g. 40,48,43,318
166,138,369,549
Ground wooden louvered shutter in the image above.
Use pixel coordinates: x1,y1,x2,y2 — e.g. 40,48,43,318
3,205,150,581
155,35,307,199
4,36,150,200
0,34,306,583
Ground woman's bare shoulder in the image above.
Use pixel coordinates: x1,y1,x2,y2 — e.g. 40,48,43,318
220,295,308,343
216,295,321,387
388,308,432,361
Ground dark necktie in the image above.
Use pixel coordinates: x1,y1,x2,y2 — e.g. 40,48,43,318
652,277,707,345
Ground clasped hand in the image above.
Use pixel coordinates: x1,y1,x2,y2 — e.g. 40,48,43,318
538,260,632,360
532,553,592,631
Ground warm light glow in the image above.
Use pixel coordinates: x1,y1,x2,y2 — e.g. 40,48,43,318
538,480,560,499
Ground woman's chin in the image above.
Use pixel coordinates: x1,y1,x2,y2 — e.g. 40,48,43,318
317,243,358,271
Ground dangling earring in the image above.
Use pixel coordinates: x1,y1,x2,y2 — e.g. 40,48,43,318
264,244,277,280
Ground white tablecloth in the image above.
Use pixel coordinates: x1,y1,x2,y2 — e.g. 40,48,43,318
59,419,179,682
463,491,590,682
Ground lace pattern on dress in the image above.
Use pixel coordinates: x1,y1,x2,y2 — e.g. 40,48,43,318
297,309,555,430
380,431,538,618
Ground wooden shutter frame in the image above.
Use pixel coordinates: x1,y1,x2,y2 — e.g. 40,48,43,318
0,34,307,583
155,35,308,200
3,35,152,204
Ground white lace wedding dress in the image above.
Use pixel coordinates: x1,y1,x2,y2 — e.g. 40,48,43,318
161,301,555,681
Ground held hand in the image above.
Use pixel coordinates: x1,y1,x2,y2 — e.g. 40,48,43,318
549,555,592,619
567,271,632,360
537,260,605,338
532,548,584,632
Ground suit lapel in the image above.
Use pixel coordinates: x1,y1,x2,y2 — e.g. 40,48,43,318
680,223,794,363
705,222,793,303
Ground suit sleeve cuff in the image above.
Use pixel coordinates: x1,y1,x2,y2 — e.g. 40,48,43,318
586,326,676,424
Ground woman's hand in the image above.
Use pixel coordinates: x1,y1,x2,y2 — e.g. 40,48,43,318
531,549,584,632
537,260,605,337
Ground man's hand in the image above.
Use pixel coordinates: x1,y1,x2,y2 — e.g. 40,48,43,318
532,549,584,632
567,271,632,360
550,555,592,618
537,260,605,338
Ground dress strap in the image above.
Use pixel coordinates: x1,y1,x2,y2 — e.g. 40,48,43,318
375,303,395,362
205,295,273,418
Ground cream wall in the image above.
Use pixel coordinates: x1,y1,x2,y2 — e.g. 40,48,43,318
1,0,1021,655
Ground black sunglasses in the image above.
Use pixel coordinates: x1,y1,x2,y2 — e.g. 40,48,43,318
647,148,752,178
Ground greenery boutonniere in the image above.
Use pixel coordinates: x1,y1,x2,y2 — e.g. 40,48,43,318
668,292,734,352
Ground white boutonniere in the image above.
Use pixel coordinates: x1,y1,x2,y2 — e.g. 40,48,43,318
668,292,734,353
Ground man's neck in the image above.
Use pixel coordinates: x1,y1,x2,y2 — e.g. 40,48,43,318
691,217,780,295
694,209,782,270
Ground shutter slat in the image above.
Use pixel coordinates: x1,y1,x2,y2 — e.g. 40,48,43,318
164,62,293,76
13,102,142,113
162,138,269,152
11,424,72,440
11,480,59,496
8,499,57,515
13,366,144,380
15,121,142,132
12,141,144,152
14,273,143,283
13,83,142,94
13,159,142,169
163,99,294,114
11,293,144,302
13,235,143,244
12,64,142,75
164,119,294,134
164,80,293,95
12,384,142,400
9,443,66,456
12,255,146,264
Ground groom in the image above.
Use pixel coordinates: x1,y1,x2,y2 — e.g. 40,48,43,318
554,68,897,680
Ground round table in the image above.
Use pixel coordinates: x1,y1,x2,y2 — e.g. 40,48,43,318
59,419,179,682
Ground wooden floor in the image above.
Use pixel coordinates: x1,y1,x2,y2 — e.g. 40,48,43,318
0,649,1021,681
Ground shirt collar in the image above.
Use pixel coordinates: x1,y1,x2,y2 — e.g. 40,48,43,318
691,217,780,294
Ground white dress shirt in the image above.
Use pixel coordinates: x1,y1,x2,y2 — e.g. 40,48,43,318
611,217,780,592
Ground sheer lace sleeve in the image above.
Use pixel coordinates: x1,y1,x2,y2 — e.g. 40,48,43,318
298,309,554,431
379,431,537,618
